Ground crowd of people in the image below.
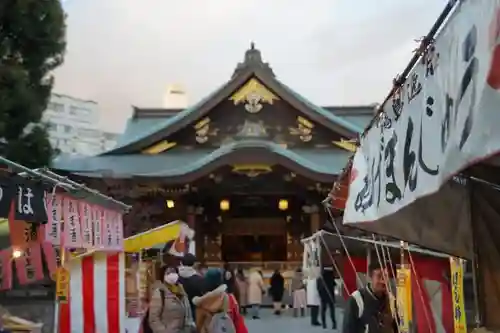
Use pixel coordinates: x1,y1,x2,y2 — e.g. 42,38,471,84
145,254,248,333
145,253,396,333
144,253,328,333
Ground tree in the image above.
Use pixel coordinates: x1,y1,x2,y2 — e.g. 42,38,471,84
0,0,66,168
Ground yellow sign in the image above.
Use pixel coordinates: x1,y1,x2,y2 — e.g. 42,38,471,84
124,221,184,252
450,257,467,333
55,267,70,303
396,267,412,333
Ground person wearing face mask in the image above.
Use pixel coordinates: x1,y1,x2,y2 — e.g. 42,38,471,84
147,266,196,333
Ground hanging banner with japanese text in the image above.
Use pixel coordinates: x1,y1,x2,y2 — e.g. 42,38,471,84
62,197,83,248
102,209,116,250
13,176,48,223
113,211,124,250
78,201,94,249
396,267,412,333
8,202,41,249
14,242,44,285
450,257,467,333
344,0,500,224
43,193,62,245
92,205,104,249
0,175,48,220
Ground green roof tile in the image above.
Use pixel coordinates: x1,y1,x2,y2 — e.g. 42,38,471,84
275,79,364,133
54,140,350,178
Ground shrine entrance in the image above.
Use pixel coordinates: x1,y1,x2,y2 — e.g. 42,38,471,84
221,218,287,262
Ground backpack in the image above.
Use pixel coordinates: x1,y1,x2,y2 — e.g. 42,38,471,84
206,296,236,333
142,289,166,333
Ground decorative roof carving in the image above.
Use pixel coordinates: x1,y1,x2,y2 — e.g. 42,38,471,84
229,78,279,113
232,42,275,78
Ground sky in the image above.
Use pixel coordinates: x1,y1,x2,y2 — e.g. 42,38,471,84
54,0,449,133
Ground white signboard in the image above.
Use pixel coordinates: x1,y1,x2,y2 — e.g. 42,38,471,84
344,0,500,224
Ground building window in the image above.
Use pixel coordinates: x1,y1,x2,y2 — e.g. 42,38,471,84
48,102,64,113
69,106,90,117
63,125,72,133
47,122,57,131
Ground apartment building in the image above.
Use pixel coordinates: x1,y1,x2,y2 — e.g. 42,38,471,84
43,93,119,156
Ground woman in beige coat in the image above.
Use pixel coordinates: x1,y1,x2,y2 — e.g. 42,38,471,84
247,269,264,319
148,266,195,333
235,268,248,315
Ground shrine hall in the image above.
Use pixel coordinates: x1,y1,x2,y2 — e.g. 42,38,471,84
53,44,373,270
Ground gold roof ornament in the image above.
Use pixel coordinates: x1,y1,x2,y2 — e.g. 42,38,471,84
332,138,357,152
230,78,279,113
232,164,272,177
142,140,177,154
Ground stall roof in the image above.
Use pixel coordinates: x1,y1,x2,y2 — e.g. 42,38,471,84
123,220,193,252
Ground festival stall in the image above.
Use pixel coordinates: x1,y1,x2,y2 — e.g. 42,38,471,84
0,157,131,333
302,230,453,333
321,0,500,330
0,157,196,333
54,220,195,333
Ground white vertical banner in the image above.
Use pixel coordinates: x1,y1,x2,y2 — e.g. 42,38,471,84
92,205,104,249
113,211,124,251
102,210,115,250
44,193,62,245
62,196,83,248
344,0,500,224
79,201,94,249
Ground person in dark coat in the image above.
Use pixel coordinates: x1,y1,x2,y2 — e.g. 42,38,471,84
178,253,206,320
223,262,236,294
317,268,337,329
269,269,285,315
342,262,397,333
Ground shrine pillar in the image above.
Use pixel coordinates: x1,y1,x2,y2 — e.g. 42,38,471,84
310,206,320,234
186,207,195,229
201,215,222,263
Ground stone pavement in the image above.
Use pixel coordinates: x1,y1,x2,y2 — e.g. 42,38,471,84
245,308,345,333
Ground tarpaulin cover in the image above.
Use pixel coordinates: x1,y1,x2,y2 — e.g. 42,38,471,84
346,180,473,260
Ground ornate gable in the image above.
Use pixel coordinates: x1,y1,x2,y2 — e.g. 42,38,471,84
108,43,362,156
144,73,352,152
229,78,279,113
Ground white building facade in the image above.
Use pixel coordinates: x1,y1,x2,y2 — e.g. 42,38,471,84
162,84,188,109
43,93,119,156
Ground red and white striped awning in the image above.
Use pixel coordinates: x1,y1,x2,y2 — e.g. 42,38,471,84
55,252,126,333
